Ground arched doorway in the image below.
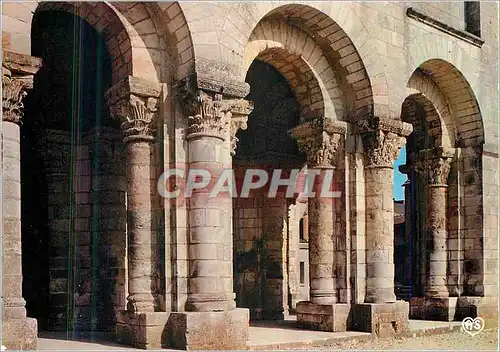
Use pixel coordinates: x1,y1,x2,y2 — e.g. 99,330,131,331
22,9,126,334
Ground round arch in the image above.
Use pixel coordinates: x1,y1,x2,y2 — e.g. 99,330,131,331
244,19,342,121
28,1,162,84
402,36,485,147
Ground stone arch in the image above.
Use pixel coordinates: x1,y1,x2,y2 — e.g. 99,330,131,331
401,94,444,151
402,70,457,149
2,1,163,84
403,36,485,147
216,3,388,118
154,2,195,80
405,59,484,148
244,19,342,121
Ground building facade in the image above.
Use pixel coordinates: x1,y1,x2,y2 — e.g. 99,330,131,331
1,1,498,350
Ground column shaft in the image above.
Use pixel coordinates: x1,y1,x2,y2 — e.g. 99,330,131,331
364,166,397,303
426,185,449,297
125,138,156,312
308,168,337,304
3,122,26,319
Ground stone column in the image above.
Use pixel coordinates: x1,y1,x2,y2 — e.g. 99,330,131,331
106,77,172,349
164,87,251,350
410,147,456,321
290,118,350,332
2,51,42,349
106,76,161,313
351,116,412,337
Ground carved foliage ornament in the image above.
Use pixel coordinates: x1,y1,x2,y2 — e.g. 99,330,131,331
415,156,452,185
297,131,342,167
105,76,161,142
229,99,253,155
361,130,406,168
2,72,34,125
118,94,159,141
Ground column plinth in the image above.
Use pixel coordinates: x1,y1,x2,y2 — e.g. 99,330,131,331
2,50,42,350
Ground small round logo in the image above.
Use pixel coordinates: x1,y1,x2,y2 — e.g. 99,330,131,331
462,317,485,336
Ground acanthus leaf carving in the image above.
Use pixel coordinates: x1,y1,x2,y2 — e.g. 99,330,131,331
2,73,34,125
296,131,342,168
290,118,347,168
415,148,454,185
361,130,406,168
105,76,161,143
229,99,253,155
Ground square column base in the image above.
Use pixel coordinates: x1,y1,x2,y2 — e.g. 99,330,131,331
456,296,498,327
165,308,249,350
410,297,457,321
116,311,171,349
296,301,350,332
2,317,38,350
351,301,409,338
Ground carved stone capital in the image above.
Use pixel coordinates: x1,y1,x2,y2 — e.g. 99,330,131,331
229,99,254,155
2,51,42,125
415,147,454,185
356,116,412,168
184,90,234,140
289,118,347,168
105,76,161,143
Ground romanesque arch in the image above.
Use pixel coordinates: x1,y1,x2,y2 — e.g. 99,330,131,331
398,57,487,321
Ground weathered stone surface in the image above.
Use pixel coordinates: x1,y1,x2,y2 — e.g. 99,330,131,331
116,311,171,349
2,317,38,350
351,301,409,338
297,302,350,332
165,309,249,350
410,297,458,321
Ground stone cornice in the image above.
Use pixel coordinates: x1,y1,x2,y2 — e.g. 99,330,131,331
406,7,484,48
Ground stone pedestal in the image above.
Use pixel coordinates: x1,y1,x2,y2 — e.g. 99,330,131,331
410,297,457,321
351,301,409,337
296,302,350,332
2,51,42,350
165,309,249,350
116,311,171,349
1,318,38,350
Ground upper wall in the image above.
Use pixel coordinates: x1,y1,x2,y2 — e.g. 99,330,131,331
177,1,498,152
2,1,498,152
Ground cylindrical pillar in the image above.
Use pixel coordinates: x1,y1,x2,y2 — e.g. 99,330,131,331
426,184,449,297
415,149,453,298
290,119,347,306
308,167,336,305
364,165,397,303
185,92,235,312
358,119,412,304
105,76,162,313
2,51,42,350
3,121,27,320
124,134,156,312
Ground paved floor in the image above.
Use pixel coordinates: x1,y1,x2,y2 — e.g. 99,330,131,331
36,317,463,351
